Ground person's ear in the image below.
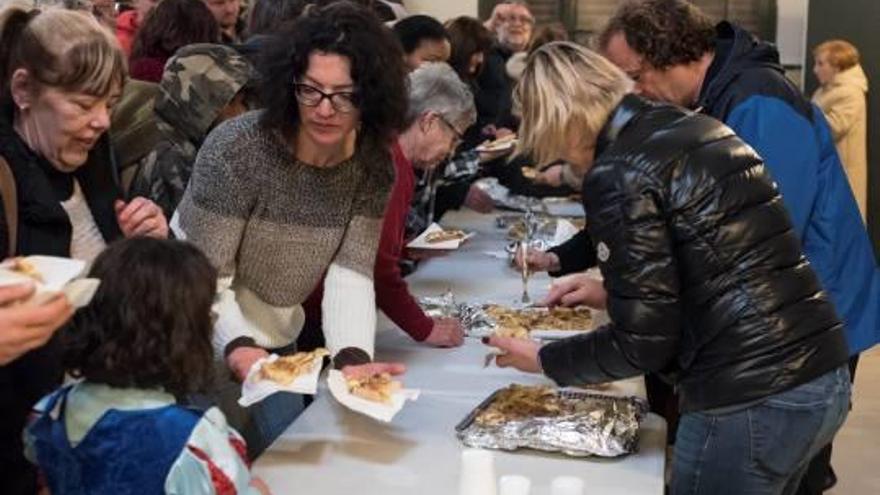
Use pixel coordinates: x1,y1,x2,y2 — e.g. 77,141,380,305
10,68,36,111
418,111,436,134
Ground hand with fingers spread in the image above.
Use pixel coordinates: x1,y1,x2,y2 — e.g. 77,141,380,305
0,283,74,365
513,248,560,273
115,198,169,239
542,273,607,309
423,317,465,347
483,335,542,373
341,361,407,380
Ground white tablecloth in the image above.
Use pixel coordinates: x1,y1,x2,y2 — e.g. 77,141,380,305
253,208,667,494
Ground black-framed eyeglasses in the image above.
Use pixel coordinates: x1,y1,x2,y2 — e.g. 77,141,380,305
294,82,358,113
437,113,464,147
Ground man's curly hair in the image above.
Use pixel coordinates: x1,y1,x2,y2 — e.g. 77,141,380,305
599,0,715,69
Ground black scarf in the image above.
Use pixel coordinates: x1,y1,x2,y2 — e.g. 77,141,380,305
0,102,122,258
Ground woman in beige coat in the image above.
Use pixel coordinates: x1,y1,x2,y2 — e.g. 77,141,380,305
812,39,870,221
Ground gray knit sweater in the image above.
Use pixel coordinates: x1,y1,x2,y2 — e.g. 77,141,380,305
173,111,393,355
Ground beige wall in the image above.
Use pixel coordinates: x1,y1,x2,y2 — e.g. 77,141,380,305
405,0,479,21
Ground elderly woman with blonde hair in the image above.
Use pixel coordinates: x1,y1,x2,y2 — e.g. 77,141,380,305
812,39,869,221
488,42,851,494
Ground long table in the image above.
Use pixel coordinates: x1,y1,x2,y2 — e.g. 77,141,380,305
253,209,667,494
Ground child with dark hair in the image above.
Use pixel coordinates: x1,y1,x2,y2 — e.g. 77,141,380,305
24,238,269,495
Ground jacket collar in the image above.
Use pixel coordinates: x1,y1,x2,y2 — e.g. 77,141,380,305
697,21,783,111
595,93,650,157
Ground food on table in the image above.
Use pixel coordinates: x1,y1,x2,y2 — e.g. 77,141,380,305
504,217,561,241
484,305,592,333
475,385,569,426
507,222,528,241
10,257,44,283
478,134,517,152
259,348,329,385
492,325,529,339
347,372,402,404
425,229,467,244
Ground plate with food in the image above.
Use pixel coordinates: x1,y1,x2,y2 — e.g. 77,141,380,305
483,304,594,340
327,370,420,422
475,134,518,153
0,256,99,307
239,348,330,406
407,223,473,250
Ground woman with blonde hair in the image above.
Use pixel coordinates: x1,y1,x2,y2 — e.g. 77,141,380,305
489,42,851,494
812,39,869,221
0,6,167,493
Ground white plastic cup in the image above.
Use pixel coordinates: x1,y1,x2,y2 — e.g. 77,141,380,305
498,474,531,495
459,449,498,495
550,476,584,495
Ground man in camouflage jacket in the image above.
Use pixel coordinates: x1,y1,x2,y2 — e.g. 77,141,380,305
129,43,254,217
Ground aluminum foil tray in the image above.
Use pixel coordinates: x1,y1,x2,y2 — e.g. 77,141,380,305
455,385,647,457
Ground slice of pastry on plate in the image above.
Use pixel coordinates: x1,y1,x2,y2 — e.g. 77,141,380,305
259,348,329,385
425,229,466,244
10,257,44,283
346,372,402,404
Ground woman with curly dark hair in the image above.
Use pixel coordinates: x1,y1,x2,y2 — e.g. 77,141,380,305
24,238,269,494
172,0,409,455
129,0,220,82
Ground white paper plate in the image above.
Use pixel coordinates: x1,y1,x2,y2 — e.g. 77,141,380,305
406,223,474,250
239,352,325,407
475,138,518,153
0,256,86,291
0,256,99,308
327,370,419,423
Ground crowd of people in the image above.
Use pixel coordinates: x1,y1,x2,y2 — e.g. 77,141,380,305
0,0,876,494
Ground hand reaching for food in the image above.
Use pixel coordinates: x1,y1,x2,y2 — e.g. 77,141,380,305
542,273,607,309
513,248,560,273
483,335,542,373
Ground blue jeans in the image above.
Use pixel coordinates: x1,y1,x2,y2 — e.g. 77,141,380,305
244,391,305,457
672,366,851,495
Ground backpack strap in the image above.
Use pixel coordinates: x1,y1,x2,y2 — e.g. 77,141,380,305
0,156,18,257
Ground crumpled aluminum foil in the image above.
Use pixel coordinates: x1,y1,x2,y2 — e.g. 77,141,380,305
474,178,545,212
458,303,498,338
418,294,496,337
495,214,557,242
420,296,591,339
419,290,459,319
456,389,648,457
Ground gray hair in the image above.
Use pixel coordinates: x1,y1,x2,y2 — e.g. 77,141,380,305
31,0,92,9
405,62,476,131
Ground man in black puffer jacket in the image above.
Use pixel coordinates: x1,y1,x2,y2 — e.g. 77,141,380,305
490,42,851,495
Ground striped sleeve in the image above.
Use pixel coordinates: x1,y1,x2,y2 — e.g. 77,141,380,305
164,408,260,495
